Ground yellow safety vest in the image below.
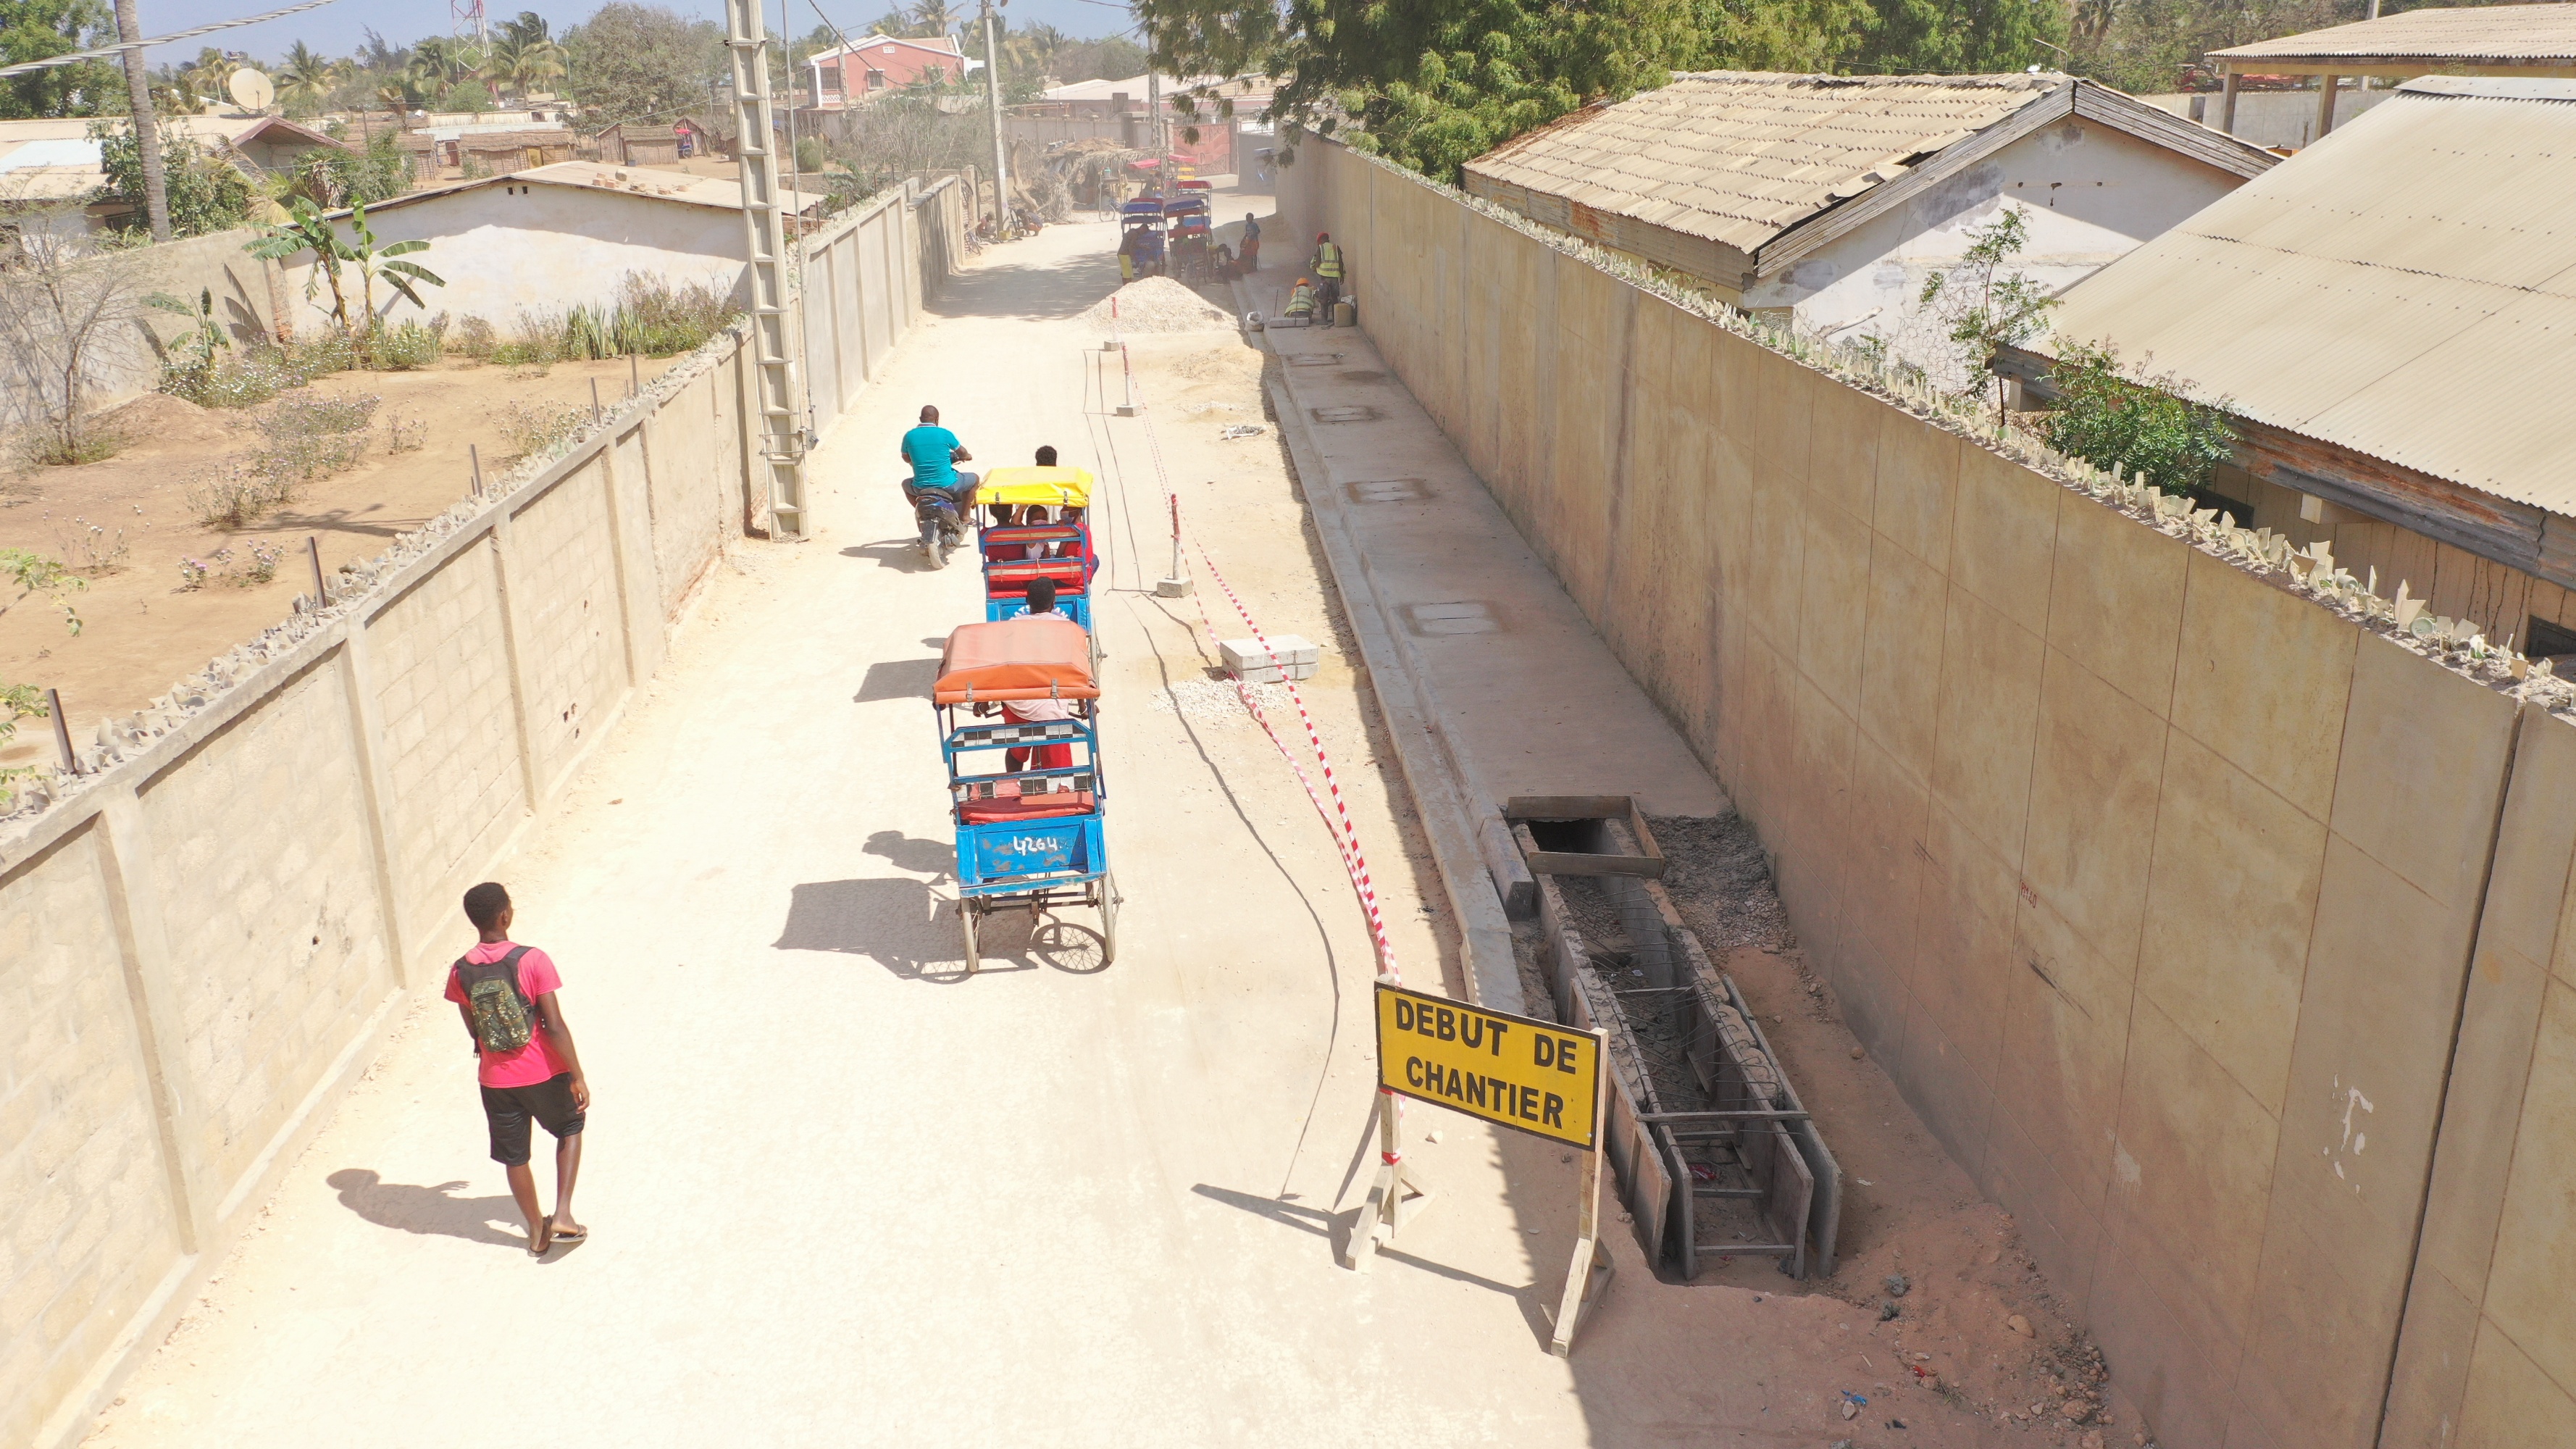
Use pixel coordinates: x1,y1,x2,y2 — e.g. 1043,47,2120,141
1313,241,1343,279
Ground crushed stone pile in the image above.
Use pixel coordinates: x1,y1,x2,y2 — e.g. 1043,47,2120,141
1082,276,1234,333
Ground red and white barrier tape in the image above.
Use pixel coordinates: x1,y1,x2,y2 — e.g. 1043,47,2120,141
1108,326,1399,984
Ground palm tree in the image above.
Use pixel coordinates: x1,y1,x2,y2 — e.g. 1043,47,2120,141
908,0,958,43
480,36,566,100
498,11,551,49
377,75,427,129
277,42,339,114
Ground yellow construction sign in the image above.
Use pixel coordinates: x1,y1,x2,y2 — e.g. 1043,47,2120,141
1374,982,1601,1150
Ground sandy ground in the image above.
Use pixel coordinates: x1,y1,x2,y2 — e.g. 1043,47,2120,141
75,204,2137,1449
0,354,677,770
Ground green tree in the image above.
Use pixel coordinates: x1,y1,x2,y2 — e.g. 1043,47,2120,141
564,3,724,125
1847,0,2059,76
90,117,254,238
2042,338,2237,496
1051,34,1144,84
0,0,119,119
294,129,415,207
1137,0,1702,183
1915,207,2058,416
277,40,340,114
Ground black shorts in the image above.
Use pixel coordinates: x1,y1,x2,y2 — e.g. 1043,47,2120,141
480,1072,585,1166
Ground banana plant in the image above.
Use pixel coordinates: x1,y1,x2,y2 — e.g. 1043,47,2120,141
146,286,230,371
244,196,354,331
343,202,445,325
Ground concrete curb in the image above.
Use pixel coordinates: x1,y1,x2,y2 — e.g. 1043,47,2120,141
1244,293,1523,1013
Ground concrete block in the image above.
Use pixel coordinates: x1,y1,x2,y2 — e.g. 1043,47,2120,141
1856,534,1946,782
2330,633,2519,910
2107,997,2279,1351
1929,588,2044,864
2021,648,2166,969
2477,977,2576,1393
2049,492,2188,717
1909,801,2018,1088
1476,815,1536,921
1993,893,2134,1202
2453,1317,2576,1448
2170,550,2355,821
2136,729,2325,1117
1218,634,1321,682
1794,493,1871,714
1946,446,2061,636
2280,837,2476,1243
1806,375,1882,524
2380,1258,2485,1448
1870,410,1962,569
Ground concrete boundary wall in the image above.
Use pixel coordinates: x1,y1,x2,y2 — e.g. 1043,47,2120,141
0,178,961,1449
1284,138,2576,1448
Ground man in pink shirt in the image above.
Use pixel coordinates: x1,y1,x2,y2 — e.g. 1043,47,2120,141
446,882,592,1256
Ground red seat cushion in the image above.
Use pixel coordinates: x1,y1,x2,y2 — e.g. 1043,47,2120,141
958,788,1097,824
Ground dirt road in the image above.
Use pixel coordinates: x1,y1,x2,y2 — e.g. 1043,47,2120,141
80,212,2063,1449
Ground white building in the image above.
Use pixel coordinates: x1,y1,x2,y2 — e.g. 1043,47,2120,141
1463,72,2277,363
322,162,824,327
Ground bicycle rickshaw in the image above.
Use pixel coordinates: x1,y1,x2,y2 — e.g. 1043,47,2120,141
977,465,1098,628
933,617,1116,972
1118,200,1167,280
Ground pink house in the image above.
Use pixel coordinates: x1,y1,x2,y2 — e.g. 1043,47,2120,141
808,34,966,107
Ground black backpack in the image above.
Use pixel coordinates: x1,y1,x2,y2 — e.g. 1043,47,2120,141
455,946,540,1054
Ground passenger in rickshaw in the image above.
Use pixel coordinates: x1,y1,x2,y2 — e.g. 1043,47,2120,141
972,577,1078,774
984,504,1029,560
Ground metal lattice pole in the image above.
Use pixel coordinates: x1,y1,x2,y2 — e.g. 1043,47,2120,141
726,0,809,540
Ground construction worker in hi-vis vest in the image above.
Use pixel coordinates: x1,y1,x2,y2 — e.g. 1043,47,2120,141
1311,233,1345,326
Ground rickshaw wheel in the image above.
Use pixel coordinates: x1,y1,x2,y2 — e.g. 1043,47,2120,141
1099,872,1120,965
960,898,981,974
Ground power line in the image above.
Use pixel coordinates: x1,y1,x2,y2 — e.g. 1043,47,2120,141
0,0,348,78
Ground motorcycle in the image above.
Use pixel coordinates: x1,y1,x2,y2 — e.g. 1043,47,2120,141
912,485,969,569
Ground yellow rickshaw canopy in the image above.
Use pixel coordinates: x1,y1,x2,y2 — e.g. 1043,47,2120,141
980,466,1093,509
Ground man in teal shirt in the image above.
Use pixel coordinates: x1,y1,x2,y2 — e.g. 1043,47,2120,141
900,404,977,506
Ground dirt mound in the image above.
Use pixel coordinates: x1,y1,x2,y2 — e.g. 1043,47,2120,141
1081,277,1234,334
95,391,238,450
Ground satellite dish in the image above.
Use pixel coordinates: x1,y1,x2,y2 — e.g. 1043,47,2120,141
228,67,274,114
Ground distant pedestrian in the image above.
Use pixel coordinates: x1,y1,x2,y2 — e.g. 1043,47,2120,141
1310,231,1344,324
448,882,590,1257
1239,213,1261,272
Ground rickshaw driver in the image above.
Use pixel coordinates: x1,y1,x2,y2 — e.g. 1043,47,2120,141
900,404,978,509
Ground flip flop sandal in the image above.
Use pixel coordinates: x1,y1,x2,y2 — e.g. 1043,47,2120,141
548,1225,588,1243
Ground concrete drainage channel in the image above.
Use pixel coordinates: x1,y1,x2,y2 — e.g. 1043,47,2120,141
1510,797,1844,1282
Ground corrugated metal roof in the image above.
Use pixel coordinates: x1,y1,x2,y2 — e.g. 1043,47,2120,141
2039,78,2576,514
1462,72,2062,257
2211,3,2576,64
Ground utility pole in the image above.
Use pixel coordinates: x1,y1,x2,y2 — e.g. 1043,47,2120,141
724,0,809,540
980,0,1008,233
1145,49,1164,194
111,0,169,242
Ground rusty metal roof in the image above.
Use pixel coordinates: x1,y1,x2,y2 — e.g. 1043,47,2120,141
1463,72,2065,257
2211,4,2576,67
2038,78,2576,514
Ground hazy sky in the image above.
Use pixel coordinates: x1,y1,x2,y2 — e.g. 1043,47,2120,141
133,0,1140,68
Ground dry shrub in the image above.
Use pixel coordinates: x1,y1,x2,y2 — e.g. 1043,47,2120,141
497,399,585,462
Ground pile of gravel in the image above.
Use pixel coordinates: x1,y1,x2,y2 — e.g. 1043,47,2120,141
1082,276,1234,333
1149,677,1297,724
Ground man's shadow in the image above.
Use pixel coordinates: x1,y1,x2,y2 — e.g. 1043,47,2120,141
326,1169,527,1250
